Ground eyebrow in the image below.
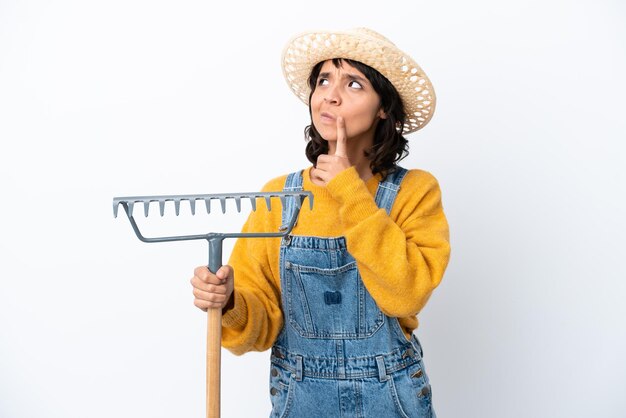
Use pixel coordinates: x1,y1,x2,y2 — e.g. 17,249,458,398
318,71,369,85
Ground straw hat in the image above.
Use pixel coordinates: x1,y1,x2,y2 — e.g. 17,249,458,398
281,27,436,134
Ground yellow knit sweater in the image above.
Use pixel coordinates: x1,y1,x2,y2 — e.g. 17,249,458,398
221,165,450,355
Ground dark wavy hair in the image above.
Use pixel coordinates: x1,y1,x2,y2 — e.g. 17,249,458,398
304,58,409,180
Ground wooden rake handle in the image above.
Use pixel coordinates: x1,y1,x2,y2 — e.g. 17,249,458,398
206,238,224,418
207,308,221,418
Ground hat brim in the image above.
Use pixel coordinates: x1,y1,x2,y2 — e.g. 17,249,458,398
281,28,436,134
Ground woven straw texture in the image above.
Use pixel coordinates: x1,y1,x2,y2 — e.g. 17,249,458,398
282,28,436,134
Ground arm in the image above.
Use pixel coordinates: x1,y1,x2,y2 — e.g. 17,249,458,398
219,180,285,355
326,166,451,317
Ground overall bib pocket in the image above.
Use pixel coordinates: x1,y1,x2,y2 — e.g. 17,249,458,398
284,261,384,339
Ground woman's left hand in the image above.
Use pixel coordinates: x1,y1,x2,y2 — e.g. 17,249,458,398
311,116,352,185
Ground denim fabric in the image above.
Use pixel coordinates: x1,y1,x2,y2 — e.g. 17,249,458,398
269,168,436,418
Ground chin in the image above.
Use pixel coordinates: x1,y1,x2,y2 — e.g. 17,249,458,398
312,125,336,141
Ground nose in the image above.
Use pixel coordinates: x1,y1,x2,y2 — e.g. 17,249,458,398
323,85,341,105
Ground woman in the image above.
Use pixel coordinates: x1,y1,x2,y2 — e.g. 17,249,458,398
191,28,450,418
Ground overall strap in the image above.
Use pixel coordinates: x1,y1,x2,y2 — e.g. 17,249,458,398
374,167,409,215
280,170,304,231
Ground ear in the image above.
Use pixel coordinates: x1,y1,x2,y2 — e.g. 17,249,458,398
378,108,387,119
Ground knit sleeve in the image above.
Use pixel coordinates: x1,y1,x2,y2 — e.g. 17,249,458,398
325,166,451,317
220,178,285,355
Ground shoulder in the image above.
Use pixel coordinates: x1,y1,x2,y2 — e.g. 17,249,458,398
259,168,307,192
260,175,288,193
391,167,445,220
398,168,441,192
259,173,290,192
241,172,294,229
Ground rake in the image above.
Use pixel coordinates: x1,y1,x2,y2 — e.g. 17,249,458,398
113,190,313,418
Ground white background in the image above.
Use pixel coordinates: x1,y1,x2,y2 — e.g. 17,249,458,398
1,0,625,417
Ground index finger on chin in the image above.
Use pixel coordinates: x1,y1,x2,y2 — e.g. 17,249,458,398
335,116,348,157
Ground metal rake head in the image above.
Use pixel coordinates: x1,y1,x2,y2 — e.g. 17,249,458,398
112,191,313,244
113,192,313,219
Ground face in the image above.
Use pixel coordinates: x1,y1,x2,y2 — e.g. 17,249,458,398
310,60,386,144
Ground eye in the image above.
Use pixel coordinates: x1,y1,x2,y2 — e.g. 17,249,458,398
348,80,363,89
317,78,329,86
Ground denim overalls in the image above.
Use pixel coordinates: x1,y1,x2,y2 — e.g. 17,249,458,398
269,168,436,418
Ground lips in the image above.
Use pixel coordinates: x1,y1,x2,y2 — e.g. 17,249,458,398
320,112,336,122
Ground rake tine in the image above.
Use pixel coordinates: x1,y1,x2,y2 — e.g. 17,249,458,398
113,191,313,221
